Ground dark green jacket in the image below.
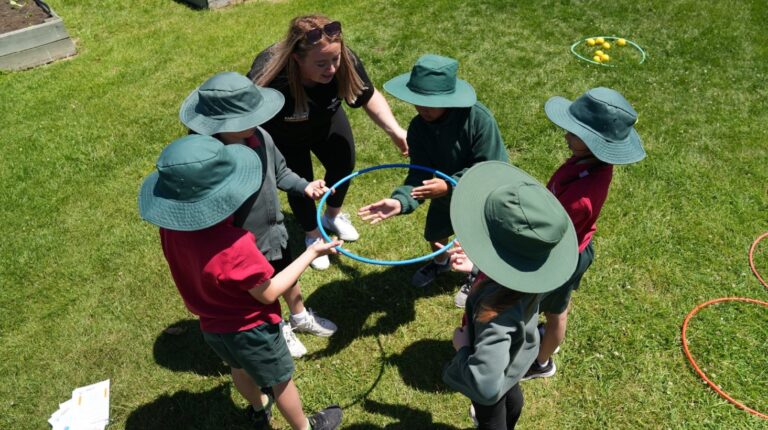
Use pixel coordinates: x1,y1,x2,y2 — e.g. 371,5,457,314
390,103,507,240
443,281,540,406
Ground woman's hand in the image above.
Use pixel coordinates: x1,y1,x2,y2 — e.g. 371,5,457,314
357,198,402,224
307,238,343,256
411,178,449,199
390,126,409,156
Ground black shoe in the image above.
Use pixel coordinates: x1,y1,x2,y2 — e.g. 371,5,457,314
246,387,274,430
411,260,450,287
246,405,271,430
308,405,343,430
521,359,557,381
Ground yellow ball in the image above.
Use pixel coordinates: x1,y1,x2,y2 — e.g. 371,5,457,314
602,42,611,49
595,50,604,57
593,55,602,63
601,54,610,62
596,37,605,44
617,38,627,46
586,38,596,46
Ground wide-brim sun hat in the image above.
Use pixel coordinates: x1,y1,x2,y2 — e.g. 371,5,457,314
180,71,285,136
138,134,262,231
545,87,645,165
383,54,476,108
450,161,578,294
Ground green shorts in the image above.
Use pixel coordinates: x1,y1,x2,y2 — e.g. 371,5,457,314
539,242,594,314
424,200,454,242
203,322,294,388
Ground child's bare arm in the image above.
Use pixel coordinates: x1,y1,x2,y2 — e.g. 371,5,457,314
248,240,342,303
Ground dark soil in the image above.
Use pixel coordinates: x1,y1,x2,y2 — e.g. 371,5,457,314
0,1,50,35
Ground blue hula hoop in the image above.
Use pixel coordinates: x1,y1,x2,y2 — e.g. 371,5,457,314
316,163,458,266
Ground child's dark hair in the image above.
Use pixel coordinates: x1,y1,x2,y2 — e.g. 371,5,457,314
473,277,538,323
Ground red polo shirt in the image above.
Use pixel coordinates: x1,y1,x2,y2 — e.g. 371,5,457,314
547,156,613,252
160,218,281,333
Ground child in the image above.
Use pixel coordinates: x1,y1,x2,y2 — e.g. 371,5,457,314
179,72,338,358
523,87,646,380
358,55,508,296
441,161,579,429
138,135,343,430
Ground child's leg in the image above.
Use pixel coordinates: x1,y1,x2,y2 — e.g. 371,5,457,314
273,379,309,430
230,367,270,409
503,384,524,430
472,384,524,430
538,307,569,364
431,237,451,264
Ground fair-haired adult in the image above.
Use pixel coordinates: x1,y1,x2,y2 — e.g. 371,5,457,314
248,15,408,270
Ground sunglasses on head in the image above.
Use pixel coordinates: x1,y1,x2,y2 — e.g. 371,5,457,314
304,21,342,44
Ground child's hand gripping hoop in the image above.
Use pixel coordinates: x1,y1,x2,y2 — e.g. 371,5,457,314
316,163,458,266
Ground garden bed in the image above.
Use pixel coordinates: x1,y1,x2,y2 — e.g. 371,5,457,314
0,0,76,71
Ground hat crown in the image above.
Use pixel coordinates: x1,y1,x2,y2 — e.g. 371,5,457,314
406,54,459,96
195,72,264,120
155,135,235,202
484,183,568,258
569,87,637,141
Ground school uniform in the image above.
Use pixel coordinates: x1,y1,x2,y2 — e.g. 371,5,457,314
540,156,612,314
160,219,294,387
390,103,508,241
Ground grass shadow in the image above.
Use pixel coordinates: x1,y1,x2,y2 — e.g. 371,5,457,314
344,399,465,429
152,319,228,376
124,383,252,430
301,259,462,359
387,338,455,393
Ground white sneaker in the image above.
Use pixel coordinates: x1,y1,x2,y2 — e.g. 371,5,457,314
305,237,330,270
321,213,359,241
290,308,337,337
281,323,307,358
469,403,478,427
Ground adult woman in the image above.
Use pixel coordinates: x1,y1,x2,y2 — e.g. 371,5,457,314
248,15,408,270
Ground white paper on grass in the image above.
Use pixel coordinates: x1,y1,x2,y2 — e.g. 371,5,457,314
48,379,110,430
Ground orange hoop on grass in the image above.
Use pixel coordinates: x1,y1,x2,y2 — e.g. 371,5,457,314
749,232,768,290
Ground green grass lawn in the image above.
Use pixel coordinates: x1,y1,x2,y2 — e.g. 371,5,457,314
2,0,767,428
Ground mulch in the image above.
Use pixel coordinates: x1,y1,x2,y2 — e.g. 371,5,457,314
0,1,51,35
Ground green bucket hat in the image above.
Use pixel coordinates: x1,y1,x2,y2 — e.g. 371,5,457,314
545,87,645,165
383,54,477,108
180,72,284,136
450,161,578,293
138,134,263,231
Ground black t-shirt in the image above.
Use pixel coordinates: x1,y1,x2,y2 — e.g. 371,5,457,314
247,45,375,147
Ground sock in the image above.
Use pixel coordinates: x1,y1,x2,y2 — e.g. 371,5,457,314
252,393,270,411
537,359,550,367
292,309,309,324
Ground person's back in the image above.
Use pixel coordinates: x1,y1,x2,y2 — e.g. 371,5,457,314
160,220,281,333
138,135,343,430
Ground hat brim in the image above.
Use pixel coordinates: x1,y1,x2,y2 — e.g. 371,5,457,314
450,161,578,294
138,144,262,231
179,86,284,136
383,72,477,108
545,96,646,165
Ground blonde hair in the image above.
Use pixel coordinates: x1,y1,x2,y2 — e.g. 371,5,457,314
253,15,366,115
